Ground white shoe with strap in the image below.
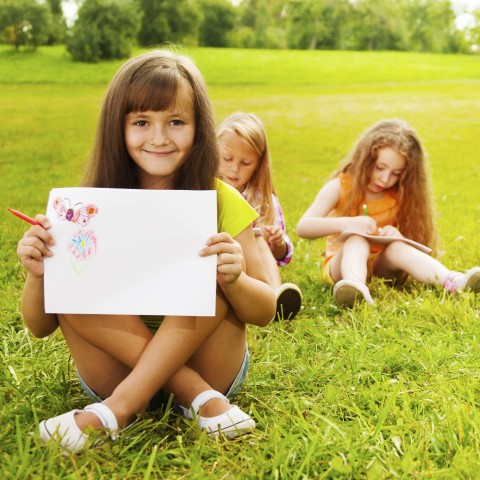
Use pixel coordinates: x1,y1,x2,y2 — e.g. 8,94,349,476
183,389,256,438
39,402,122,454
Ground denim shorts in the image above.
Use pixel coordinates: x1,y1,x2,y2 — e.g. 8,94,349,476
77,345,250,405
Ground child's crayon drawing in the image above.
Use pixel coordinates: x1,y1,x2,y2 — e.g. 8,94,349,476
68,229,98,261
67,229,98,274
53,197,99,227
53,197,99,273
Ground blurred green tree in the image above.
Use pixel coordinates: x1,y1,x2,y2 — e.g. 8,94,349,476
0,0,53,50
66,0,140,62
137,0,200,46
285,0,350,50
198,0,236,47
45,0,67,44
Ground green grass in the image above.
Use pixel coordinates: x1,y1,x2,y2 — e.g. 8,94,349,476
1,44,480,478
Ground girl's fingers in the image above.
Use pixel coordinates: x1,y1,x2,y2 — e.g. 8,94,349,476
33,214,51,229
205,232,233,246
200,243,235,257
23,224,55,246
19,234,53,257
199,239,241,257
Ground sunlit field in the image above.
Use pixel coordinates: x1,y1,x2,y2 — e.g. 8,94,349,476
1,45,480,478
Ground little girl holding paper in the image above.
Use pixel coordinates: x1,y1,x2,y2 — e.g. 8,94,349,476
296,118,480,307
16,49,276,453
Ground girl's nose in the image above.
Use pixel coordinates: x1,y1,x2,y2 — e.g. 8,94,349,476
379,171,390,184
149,125,167,145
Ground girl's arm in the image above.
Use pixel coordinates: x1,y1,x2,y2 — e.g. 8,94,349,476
296,179,376,239
262,194,293,265
16,216,59,337
200,229,276,327
263,225,288,262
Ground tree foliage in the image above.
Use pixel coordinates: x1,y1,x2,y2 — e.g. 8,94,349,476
66,0,140,62
198,0,236,47
1,0,478,58
45,0,67,44
136,0,201,47
286,0,351,50
0,0,53,50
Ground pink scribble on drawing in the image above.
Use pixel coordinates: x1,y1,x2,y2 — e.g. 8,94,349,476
72,204,99,227
53,197,68,220
53,197,98,226
68,229,98,261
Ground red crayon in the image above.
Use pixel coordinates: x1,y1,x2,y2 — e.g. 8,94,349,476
8,208,40,225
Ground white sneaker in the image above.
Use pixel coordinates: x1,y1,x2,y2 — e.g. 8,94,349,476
333,279,374,307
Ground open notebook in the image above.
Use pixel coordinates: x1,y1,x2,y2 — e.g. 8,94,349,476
335,231,432,254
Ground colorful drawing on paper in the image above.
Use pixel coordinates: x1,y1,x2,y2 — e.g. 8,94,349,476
53,197,99,274
68,229,98,260
53,197,98,226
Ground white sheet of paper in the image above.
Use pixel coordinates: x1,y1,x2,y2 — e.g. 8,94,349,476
335,231,432,254
44,188,217,316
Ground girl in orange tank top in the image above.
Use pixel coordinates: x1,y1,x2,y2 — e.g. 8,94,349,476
297,119,480,307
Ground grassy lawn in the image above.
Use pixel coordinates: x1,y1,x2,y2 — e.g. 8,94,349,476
1,44,480,478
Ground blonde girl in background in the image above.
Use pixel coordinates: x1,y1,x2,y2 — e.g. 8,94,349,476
297,118,480,307
217,112,302,320
16,50,276,453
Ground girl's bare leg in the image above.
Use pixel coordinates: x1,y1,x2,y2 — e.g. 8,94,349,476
165,313,247,417
57,292,245,431
329,235,371,283
373,241,449,283
255,236,281,289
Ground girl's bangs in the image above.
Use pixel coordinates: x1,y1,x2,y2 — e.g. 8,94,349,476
126,68,181,113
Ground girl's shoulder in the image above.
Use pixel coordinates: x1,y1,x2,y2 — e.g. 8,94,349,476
337,172,352,189
319,176,342,197
216,178,254,204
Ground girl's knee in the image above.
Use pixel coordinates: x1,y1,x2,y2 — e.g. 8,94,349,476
383,239,409,257
343,234,370,251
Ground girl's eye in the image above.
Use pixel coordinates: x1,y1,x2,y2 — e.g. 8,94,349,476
134,120,148,127
170,119,184,126
242,162,251,166
223,156,232,162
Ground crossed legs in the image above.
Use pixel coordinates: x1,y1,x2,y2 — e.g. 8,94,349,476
57,291,247,432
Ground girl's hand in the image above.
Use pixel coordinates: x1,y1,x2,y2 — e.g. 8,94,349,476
262,225,284,248
199,232,244,286
377,225,403,238
345,216,377,235
17,215,54,278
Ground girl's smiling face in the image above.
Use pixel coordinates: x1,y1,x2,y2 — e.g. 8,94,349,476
367,147,406,198
124,83,195,189
218,131,260,191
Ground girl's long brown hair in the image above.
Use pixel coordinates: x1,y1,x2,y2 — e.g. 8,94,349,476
83,49,218,191
217,112,275,225
334,119,439,255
